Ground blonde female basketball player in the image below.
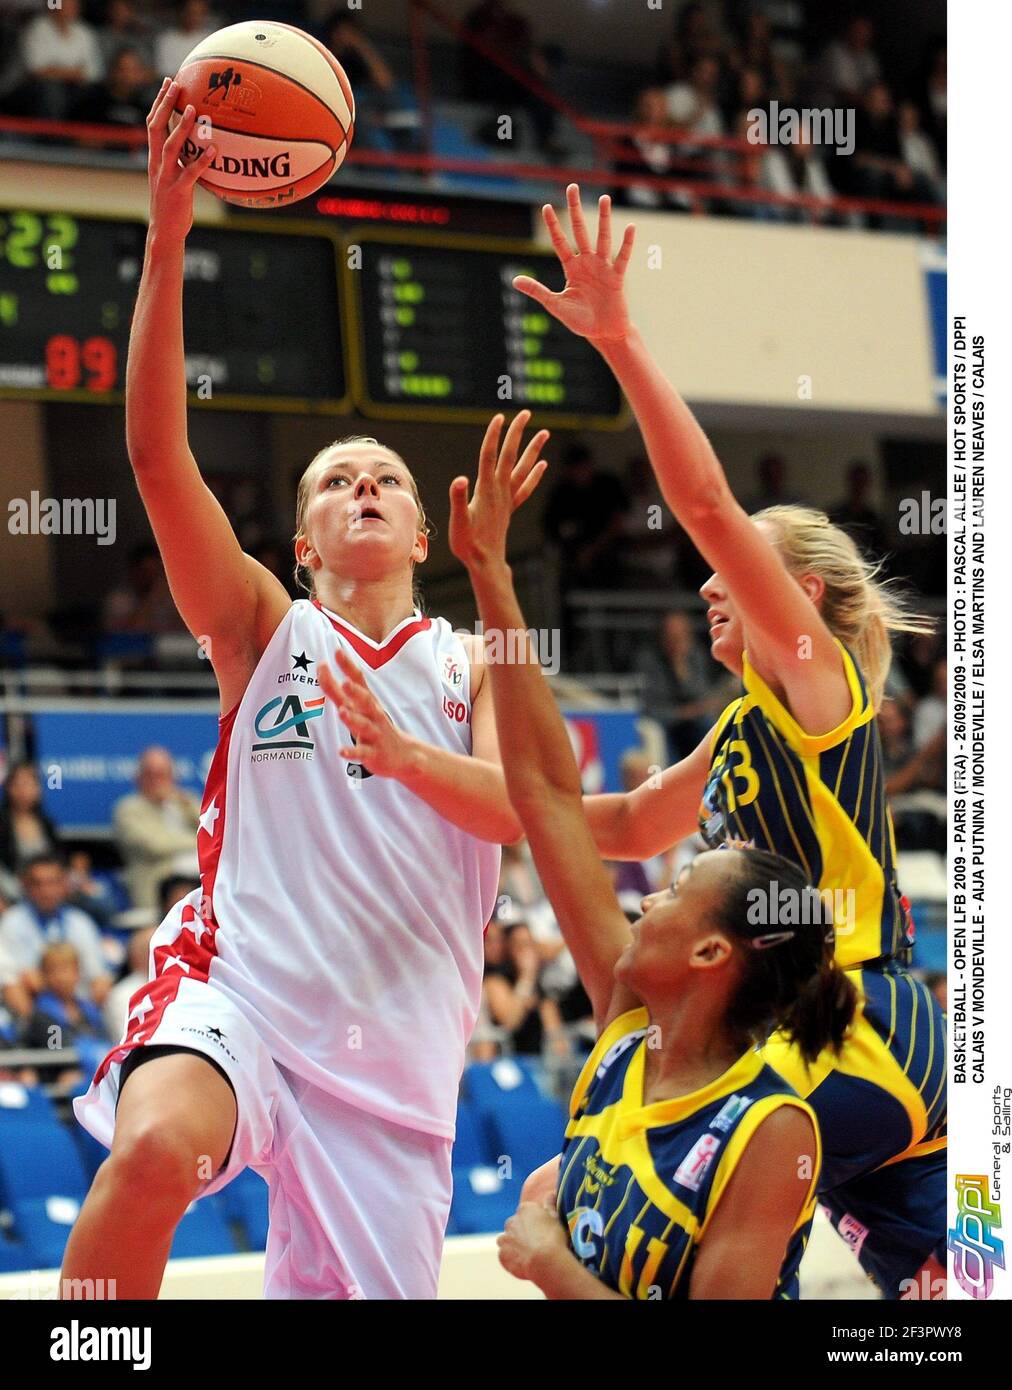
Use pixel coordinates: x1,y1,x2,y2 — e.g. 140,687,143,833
512,187,946,1299
64,81,547,1301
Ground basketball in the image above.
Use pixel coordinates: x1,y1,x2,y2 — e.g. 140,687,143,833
170,21,355,209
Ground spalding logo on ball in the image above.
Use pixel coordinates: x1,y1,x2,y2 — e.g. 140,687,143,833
170,21,355,208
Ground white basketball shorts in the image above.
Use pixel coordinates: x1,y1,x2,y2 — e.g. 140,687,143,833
73,975,454,1299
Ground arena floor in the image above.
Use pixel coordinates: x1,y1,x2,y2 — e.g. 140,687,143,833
0,1211,875,1300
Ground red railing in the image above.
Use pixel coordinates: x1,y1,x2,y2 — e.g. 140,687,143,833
0,0,947,235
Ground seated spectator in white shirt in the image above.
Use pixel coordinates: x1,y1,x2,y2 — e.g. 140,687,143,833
0,854,113,1011
153,0,218,79
113,748,200,911
20,0,103,120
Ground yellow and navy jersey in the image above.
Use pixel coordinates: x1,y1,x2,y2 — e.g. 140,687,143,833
762,960,947,1192
557,1007,821,1300
699,639,912,970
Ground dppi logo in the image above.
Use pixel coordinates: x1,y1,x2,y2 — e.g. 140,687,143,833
948,1174,1005,1297
253,694,325,753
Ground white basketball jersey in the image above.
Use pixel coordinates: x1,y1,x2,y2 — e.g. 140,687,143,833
146,599,501,1139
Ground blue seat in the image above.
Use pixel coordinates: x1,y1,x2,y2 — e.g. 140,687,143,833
451,1098,492,1170
169,1198,239,1259
0,1115,89,1205
0,1234,33,1273
0,1082,59,1122
218,1168,269,1251
485,1096,568,1183
70,1119,110,1185
9,1196,81,1269
449,1166,518,1235
463,1057,543,1112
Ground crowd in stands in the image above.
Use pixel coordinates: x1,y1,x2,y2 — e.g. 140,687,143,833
0,749,200,1087
615,8,945,220
0,2,945,225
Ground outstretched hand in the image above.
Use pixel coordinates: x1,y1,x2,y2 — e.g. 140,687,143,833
512,184,636,344
448,410,549,570
145,77,217,240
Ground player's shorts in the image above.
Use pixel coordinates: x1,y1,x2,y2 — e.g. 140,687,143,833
820,1149,947,1299
73,975,453,1300
760,960,946,1296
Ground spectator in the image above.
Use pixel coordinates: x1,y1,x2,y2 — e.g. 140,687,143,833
612,88,683,211
158,871,202,917
113,747,200,911
481,917,565,1056
664,53,726,188
0,761,60,890
848,82,936,208
96,0,155,75
635,611,725,759
914,38,946,159
820,15,881,102
102,543,183,634
72,44,154,129
878,699,943,798
153,0,217,80
898,100,944,202
913,659,946,750
544,443,629,590
830,461,889,559
458,0,561,158
103,925,154,1041
18,0,103,120
746,452,804,512
1,958,39,1083
23,943,111,1086
66,850,120,929
323,10,393,96
0,853,113,1009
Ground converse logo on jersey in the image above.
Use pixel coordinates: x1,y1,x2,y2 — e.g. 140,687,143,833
278,651,319,686
180,1024,238,1064
251,693,325,762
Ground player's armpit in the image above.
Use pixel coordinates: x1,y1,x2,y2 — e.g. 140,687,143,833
689,1105,818,1300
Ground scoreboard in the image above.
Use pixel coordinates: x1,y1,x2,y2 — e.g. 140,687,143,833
0,209,347,411
348,232,623,426
0,210,626,426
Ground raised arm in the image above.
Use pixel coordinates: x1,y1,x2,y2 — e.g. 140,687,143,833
449,412,637,1030
514,186,851,737
128,81,291,713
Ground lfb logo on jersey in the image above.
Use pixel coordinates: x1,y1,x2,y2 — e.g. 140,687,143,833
251,694,325,762
673,1132,721,1193
442,655,463,690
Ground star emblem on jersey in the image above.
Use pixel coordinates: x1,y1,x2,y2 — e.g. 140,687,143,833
128,995,153,1026
198,797,220,837
291,651,313,673
206,1026,226,1041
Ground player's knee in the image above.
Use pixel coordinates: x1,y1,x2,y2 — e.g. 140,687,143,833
104,1121,205,1213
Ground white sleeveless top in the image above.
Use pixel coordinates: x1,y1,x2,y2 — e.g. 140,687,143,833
149,599,501,1138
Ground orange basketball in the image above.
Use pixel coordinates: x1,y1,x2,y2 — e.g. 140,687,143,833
170,20,355,209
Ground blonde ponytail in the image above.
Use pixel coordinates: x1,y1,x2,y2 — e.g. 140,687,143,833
753,505,933,709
